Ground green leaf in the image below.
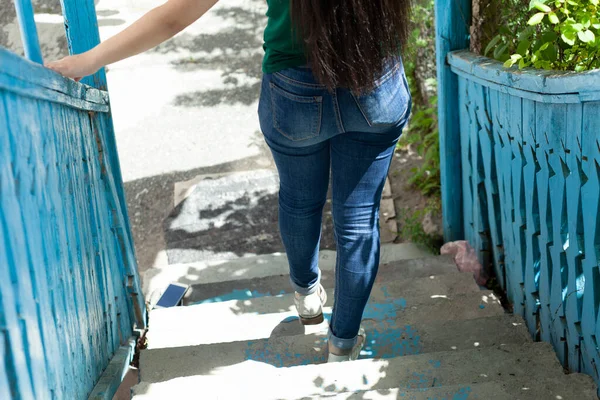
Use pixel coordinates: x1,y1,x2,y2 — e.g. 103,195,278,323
592,0,599,5
582,16,591,29
561,30,577,45
529,0,549,8
542,31,558,42
484,35,503,56
571,23,584,32
519,58,528,69
543,43,558,61
494,43,509,59
528,13,546,25
498,53,511,62
533,1,552,12
499,26,512,36
504,54,523,68
548,12,560,24
517,40,531,55
518,26,536,41
578,30,596,43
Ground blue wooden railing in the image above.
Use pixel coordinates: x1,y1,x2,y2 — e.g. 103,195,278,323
1,1,146,399
436,0,600,390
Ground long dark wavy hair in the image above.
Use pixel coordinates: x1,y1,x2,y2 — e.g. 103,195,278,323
290,0,411,93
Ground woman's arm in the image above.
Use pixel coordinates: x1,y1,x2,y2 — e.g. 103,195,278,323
45,0,218,80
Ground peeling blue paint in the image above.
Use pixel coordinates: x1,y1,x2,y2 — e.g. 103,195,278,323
360,324,422,359
363,298,408,320
398,386,473,400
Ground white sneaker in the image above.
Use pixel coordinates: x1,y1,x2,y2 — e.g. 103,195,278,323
327,326,366,363
294,284,327,325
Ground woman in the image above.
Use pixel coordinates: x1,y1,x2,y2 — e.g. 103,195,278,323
47,0,412,363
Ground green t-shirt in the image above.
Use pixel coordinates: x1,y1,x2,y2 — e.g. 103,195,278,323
262,0,306,74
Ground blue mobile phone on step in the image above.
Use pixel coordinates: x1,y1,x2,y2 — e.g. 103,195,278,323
154,283,189,309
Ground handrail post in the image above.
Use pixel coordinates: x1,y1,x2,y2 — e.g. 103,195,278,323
14,0,43,63
435,0,471,242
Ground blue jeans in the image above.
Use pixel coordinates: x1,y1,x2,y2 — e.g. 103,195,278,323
258,60,411,350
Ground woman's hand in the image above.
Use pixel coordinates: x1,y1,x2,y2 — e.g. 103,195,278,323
45,52,99,81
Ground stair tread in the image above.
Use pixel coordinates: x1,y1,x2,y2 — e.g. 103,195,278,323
185,265,475,306
183,256,464,305
143,245,442,295
147,282,500,349
301,376,598,400
132,342,569,399
140,314,531,383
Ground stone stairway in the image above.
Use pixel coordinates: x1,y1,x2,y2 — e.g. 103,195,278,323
132,250,597,399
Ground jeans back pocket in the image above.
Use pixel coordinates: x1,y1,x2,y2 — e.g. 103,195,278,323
270,82,323,142
351,64,411,127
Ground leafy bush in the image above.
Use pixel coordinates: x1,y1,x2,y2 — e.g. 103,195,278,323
399,96,441,196
399,0,440,198
397,198,443,254
485,0,600,71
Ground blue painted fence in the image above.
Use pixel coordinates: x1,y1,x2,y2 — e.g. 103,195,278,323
436,0,600,388
1,1,145,399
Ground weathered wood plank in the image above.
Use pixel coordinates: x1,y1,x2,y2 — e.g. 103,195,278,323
0,70,109,112
38,100,74,398
533,100,553,345
507,95,526,319
521,98,541,338
451,67,585,104
434,0,470,241
13,0,43,63
2,92,54,400
540,102,569,366
448,50,600,95
458,77,473,245
564,103,584,371
0,47,108,106
489,89,508,287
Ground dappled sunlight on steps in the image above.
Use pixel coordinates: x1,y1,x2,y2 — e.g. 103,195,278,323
134,252,598,399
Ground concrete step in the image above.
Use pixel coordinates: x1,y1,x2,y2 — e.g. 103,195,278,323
146,289,502,349
183,255,462,304
142,244,438,297
164,170,400,265
132,342,567,399
164,169,284,265
140,314,530,383
301,375,598,400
